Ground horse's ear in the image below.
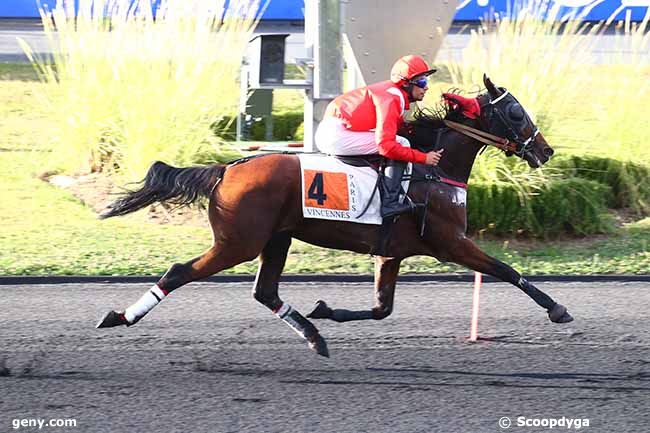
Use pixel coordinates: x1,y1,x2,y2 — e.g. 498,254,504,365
483,74,501,97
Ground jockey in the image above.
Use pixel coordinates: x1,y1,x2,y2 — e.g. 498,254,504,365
315,54,444,254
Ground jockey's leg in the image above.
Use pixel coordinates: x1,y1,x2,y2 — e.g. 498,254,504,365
96,244,257,328
308,257,401,322
380,159,413,218
252,232,329,357
448,237,573,323
315,118,377,156
377,136,415,256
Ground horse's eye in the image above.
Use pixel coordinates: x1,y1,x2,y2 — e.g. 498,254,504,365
507,104,525,122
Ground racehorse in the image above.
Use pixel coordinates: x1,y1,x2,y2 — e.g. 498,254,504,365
97,75,573,357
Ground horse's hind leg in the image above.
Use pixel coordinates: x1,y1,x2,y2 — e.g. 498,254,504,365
448,238,573,323
308,256,401,323
253,232,329,357
96,244,252,328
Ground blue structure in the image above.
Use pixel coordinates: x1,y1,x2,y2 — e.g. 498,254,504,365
454,0,650,22
2,0,40,18
1,0,648,21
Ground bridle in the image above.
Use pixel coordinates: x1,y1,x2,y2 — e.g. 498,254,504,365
444,88,539,158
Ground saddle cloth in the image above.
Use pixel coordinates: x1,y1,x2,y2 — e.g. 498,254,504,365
298,154,411,225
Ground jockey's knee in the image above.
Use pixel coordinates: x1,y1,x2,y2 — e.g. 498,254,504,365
372,305,393,320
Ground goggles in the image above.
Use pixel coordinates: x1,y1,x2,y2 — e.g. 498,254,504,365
409,77,428,89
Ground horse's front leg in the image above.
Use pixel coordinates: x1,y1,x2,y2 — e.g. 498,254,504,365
448,237,573,323
307,256,401,322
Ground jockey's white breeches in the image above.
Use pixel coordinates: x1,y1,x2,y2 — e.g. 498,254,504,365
315,117,411,156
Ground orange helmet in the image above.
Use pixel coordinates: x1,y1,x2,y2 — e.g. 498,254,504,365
390,55,436,84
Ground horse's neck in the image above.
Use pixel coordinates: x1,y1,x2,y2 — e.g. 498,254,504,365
437,129,482,184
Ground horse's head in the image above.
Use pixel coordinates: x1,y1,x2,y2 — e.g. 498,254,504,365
481,74,554,167
443,75,554,168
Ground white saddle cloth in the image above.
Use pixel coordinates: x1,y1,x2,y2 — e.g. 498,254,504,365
298,154,411,225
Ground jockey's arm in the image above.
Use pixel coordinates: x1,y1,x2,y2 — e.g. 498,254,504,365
374,97,428,164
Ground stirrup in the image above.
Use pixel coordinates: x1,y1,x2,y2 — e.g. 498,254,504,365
381,205,414,219
381,196,420,218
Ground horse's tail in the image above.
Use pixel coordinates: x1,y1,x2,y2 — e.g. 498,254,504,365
100,161,226,219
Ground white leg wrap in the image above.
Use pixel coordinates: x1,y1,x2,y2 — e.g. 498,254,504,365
275,303,306,339
124,285,167,323
275,303,292,318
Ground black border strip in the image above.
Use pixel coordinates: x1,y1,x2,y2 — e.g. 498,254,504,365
0,274,648,285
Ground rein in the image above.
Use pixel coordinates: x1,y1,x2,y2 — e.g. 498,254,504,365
443,89,540,157
443,119,518,153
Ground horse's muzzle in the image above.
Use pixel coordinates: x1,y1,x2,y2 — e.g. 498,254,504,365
543,146,554,158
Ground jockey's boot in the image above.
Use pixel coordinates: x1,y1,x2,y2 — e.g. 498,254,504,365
377,160,413,256
380,160,413,218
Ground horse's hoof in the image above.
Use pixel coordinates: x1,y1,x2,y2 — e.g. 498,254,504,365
308,334,330,358
548,304,574,324
555,311,574,323
96,311,128,328
306,300,333,320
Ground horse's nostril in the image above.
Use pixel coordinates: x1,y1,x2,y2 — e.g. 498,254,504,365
543,147,554,157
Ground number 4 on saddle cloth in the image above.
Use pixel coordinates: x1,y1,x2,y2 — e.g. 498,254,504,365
299,154,412,225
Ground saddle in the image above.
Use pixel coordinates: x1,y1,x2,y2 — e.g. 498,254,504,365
333,154,384,170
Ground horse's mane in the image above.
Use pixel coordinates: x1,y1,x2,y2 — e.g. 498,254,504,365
409,88,473,127
411,102,449,128
401,89,469,152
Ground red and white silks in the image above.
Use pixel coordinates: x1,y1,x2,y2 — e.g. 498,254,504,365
318,80,428,164
315,117,412,156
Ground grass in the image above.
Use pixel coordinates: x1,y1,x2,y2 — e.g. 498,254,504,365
0,63,40,81
1,67,648,276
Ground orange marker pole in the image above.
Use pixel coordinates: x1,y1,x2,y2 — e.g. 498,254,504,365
469,272,482,342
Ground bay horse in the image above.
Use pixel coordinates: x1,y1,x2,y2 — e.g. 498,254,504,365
97,75,573,357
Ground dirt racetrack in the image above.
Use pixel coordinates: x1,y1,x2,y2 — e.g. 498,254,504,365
1,280,649,433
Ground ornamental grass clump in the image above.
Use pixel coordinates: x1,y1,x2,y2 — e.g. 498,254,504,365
438,0,603,185
19,0,260,180
439,0,650,167
584,14,650,166
435,0,650,233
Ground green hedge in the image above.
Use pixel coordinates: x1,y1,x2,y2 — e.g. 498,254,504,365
467,178,614,237
547,155,649,215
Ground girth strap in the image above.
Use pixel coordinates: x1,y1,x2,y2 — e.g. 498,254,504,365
439,176,468,189
403,172,468,190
